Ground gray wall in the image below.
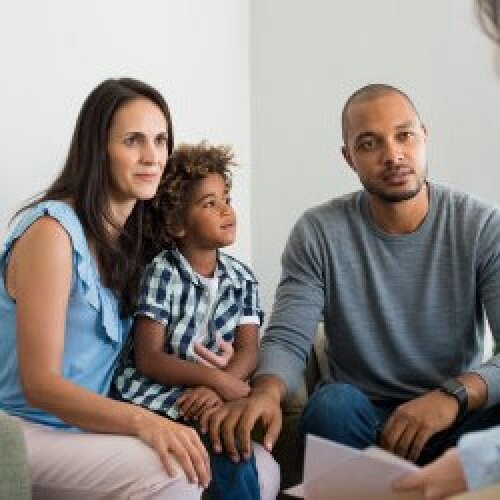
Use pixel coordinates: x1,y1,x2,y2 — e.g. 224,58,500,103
0,0,253,262
251,0,500,318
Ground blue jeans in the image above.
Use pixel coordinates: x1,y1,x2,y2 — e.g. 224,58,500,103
299,382,500,466
200,432,260,500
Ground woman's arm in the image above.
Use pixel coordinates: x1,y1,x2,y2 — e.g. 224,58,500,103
135,316,249,401
10,217,209,486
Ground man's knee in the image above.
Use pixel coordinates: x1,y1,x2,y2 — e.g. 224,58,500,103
299,383,378,448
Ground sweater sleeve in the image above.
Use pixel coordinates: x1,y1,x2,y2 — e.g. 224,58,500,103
473,208,500,407
458,427,500,490
254,212,326,394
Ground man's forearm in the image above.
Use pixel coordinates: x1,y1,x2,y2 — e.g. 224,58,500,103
250,374,287,404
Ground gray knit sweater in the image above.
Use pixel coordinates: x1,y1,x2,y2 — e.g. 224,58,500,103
256,183,500,406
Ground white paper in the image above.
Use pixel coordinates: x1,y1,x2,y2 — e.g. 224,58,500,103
283,434,423,499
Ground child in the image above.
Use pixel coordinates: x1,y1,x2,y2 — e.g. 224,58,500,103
113,142,275,500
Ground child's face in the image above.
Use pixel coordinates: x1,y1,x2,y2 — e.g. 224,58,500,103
179,173,236,251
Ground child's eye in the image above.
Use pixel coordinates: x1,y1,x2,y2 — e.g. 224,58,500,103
203,200,216,208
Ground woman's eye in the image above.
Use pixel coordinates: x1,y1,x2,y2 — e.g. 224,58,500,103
124,135,138,146
155,135,167,146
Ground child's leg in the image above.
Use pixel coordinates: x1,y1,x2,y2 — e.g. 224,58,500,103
200,432,261,500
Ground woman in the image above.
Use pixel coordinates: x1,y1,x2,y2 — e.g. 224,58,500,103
0,78,209,498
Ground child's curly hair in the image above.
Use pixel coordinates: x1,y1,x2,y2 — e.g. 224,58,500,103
142,141,236,260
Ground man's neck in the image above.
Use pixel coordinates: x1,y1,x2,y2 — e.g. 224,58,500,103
368,183,429,235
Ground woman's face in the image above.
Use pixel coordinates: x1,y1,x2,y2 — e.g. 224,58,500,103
107,97,168,218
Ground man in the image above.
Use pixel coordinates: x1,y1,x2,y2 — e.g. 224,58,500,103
205,83,500,473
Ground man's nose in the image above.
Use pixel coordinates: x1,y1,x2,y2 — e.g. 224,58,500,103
381,140,404,167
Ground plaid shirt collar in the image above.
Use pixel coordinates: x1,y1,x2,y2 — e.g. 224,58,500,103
170,246,246,291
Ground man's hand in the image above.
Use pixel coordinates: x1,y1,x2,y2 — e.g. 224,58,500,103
380,390,459,462
204,383,283,463
392,447,467,499
177,387,223,421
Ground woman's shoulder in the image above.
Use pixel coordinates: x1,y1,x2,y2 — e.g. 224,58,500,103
4,201,88,259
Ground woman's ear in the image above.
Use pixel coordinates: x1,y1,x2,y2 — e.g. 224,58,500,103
168,223,186,239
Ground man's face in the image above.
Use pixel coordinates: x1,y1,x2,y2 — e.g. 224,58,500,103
342,92,428,203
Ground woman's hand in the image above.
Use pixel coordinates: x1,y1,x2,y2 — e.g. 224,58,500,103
177,387,223,420
135,410,211,489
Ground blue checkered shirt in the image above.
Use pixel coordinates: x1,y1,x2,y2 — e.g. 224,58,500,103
113,247,262,419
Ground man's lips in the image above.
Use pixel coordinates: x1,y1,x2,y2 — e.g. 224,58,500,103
382,168,413,184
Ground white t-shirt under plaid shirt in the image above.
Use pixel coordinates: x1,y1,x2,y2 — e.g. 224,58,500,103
113,247,262,419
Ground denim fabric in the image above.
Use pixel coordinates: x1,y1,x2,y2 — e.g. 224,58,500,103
200,433,260,500
298,382,500,466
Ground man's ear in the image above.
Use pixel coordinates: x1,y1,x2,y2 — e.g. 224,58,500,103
342,145,355,170
421,123,428,143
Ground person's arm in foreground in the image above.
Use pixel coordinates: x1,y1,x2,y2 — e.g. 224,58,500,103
14,218,210,487
394,425,500,499
392,447,466,500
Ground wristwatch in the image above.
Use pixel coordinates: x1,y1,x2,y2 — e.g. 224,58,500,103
439,378,468,422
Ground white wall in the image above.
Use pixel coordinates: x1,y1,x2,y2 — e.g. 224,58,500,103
0,0,252,262
250,0,500,317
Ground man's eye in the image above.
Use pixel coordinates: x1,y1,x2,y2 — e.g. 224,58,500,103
398,131,414,141
203,200,216,208
357,139,376,151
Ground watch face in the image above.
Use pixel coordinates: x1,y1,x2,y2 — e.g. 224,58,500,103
442,378,463,395
441,378,468,417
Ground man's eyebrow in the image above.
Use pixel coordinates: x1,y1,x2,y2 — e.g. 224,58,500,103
354,131,377,143
395,120,416,129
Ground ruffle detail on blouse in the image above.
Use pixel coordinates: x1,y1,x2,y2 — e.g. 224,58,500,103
1,201,122,344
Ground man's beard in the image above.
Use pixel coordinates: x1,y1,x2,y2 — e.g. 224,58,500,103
362,168,427,204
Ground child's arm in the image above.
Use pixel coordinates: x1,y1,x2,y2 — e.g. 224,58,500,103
223,323,259,380
134,316,250,401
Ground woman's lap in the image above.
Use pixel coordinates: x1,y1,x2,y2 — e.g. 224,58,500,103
16,417,280,499
16,417,202,499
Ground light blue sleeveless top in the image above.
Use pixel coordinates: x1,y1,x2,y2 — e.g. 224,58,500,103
0,201,132,428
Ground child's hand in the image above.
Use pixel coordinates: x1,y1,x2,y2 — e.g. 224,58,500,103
178,387,223,421
194,337,234,369
213,372,251,401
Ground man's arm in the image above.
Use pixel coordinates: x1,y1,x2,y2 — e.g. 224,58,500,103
380,374,487,463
